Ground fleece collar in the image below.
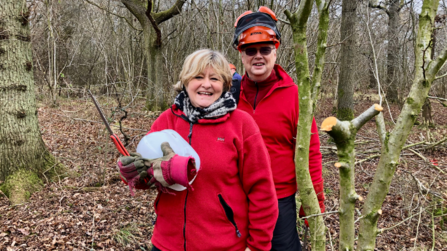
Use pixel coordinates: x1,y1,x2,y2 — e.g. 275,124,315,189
170,105,231,124
243,65,295,89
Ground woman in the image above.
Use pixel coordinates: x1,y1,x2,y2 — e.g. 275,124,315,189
145,49,278,251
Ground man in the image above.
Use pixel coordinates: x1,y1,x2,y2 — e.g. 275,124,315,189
229,63,242,82
229,63,242,104
233,7,325,251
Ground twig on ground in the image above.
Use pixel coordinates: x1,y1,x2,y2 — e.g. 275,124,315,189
431,212,435,251
355,154,380,165
423,136,447,150
413,207,423,248
407,148,445,174
378,207,425,233
355,140,428,165
403,141,427,150
59,195,66,207
403,170,443,199
327,228,334,251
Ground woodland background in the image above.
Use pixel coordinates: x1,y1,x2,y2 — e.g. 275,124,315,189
0,0,447,250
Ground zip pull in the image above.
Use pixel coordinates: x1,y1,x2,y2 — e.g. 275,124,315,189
236,229,241,238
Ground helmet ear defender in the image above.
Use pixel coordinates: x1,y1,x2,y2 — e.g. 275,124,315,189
233,6,281,50
234,10,253,27
258,6,278,21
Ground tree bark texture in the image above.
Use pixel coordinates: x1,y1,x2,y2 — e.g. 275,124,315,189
321,105,382,251
285,0,330,249
358,0,445,249
337,0,357,120
311,0,330,112
0,0,54,205
386,0,400,103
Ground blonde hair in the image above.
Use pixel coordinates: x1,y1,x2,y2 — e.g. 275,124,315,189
174,49,232,92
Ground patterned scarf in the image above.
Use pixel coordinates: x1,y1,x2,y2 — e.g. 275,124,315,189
174,91,237,123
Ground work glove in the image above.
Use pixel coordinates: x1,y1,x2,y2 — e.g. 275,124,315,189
147,142,197,194
117,152,153,196
299,181,325,227
117,142,197,196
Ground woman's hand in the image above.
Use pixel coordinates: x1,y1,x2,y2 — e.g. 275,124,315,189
245,247,251,251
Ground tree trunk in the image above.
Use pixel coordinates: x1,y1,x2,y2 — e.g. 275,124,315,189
337,0,357,120
121,0,186,111
386,0,400,103
422,97,433,125
368,47,377,89
285,0,331,249
358,0,445,249
321,105,382,251
0,0,59,205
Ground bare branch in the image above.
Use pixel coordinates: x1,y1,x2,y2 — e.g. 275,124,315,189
375,113,386,145
153,0,186,25
83,0,142,31
435,71,447,80
146,0,162,47
369,0,388,14
352,104,383,131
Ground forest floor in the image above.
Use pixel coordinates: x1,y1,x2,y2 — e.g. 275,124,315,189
0,91,446,251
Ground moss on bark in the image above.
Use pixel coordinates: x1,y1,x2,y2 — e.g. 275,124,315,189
0,151,65,205
337,108,355,121
0,169,43,205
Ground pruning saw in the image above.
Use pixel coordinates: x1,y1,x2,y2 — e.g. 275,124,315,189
88,90,129,156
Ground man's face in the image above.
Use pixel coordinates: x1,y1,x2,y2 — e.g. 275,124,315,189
240,43,277,82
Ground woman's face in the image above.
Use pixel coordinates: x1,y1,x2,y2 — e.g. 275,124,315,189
186,66,224,108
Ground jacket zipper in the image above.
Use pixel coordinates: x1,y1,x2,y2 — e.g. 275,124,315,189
183,190,189,251
253,82,259,110
184,122,193,250
218,194,241,238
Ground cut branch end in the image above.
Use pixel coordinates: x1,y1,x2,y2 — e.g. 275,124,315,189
374,104,383,112
321,117,337,131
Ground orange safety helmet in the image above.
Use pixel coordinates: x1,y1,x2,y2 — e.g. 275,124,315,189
233,6,281,50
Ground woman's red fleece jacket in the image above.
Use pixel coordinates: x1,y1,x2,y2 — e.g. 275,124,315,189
237,65,325,212
148,106,278,251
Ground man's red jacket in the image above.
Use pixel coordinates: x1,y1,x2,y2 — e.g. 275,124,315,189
237,65,325,212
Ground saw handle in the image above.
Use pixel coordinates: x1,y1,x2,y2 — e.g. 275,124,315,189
111,134,129,156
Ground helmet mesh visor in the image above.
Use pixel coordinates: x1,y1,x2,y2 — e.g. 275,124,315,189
233,12,281,48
